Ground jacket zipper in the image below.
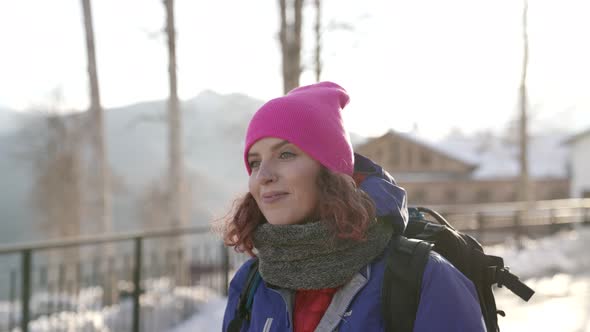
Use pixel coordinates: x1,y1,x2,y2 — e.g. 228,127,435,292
262,318,274,332
269,288,293,332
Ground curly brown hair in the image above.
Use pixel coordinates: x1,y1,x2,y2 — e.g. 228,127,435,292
223,167,376,256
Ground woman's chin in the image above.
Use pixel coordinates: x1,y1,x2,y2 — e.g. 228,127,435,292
264,215,302,226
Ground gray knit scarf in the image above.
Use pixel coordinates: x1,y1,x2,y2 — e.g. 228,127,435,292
252,218,393,290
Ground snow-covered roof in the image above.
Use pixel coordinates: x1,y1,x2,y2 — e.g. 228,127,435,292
437,133,570,179
389,130,478,168
356,129,477,169
355,130,569,179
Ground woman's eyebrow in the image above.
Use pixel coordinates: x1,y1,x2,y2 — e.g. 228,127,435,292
271,140,290,151
248,140,290,158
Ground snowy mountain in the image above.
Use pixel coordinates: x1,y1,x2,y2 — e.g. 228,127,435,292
0,107,27,134
0,91,264,244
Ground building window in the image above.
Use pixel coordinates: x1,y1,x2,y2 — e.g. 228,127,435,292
420,151,432,167
388,154,400,168
476,189,492,203
389,141,400,166
445,189,458,204
413,189,427,204
375,147,385,163
406,147,413,167
506,191,517,202
547,189,568,200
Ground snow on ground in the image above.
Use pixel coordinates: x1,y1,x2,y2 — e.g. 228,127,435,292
486,225,590,279
496,273,590,332
167,296,226,332
0,278,220,332
172,227,590,332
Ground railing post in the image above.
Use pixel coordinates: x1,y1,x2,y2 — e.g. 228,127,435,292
21,249,32,332
57,263,65,312
514,211,523,251
177,247,185,287
221,243,230,297
549,209,558,234
584,207,590,226
9,270,16,331
132,237,143,332
75,262,82,310
476,212,485,245
106,256,116,306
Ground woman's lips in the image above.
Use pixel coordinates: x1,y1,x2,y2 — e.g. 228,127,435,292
261,192,289,204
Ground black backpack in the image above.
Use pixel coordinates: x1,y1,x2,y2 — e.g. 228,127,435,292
382,206,534,332
227,207,534,332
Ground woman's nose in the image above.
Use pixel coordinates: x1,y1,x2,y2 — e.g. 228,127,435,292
256,162,277,184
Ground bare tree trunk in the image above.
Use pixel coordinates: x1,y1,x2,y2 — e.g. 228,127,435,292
279,0,304,94
313,0,322,82
164,0,188,286
81,0,113,304
279,0,290,93
518,0,530,204
81,0,112,235
517,0,530,248
164,0,185,229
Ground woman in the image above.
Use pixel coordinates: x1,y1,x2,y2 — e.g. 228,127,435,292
222,82,485,332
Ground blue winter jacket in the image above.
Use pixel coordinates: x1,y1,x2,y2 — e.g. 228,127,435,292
223,154,486,332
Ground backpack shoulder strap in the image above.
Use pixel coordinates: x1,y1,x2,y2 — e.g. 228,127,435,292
382,235,433,332
227,259,262,332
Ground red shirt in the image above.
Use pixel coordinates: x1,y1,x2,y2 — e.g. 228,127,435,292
293,288,339,332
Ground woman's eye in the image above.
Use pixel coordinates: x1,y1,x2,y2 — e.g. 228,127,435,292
279,151,296,159
249,160,261,169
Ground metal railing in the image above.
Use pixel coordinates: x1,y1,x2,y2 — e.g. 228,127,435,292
0,226,247,332
430,198,590,245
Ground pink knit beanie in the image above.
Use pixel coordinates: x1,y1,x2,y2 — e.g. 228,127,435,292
244,81,354,175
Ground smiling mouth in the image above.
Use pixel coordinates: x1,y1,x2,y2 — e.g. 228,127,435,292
261,192,289,204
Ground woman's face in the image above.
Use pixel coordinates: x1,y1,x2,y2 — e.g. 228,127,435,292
247,137,322,225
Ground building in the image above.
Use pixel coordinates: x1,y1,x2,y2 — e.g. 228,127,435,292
565,128,590,198
355,130,570,205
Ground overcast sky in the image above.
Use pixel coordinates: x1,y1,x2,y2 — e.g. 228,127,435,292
0,0,589,140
